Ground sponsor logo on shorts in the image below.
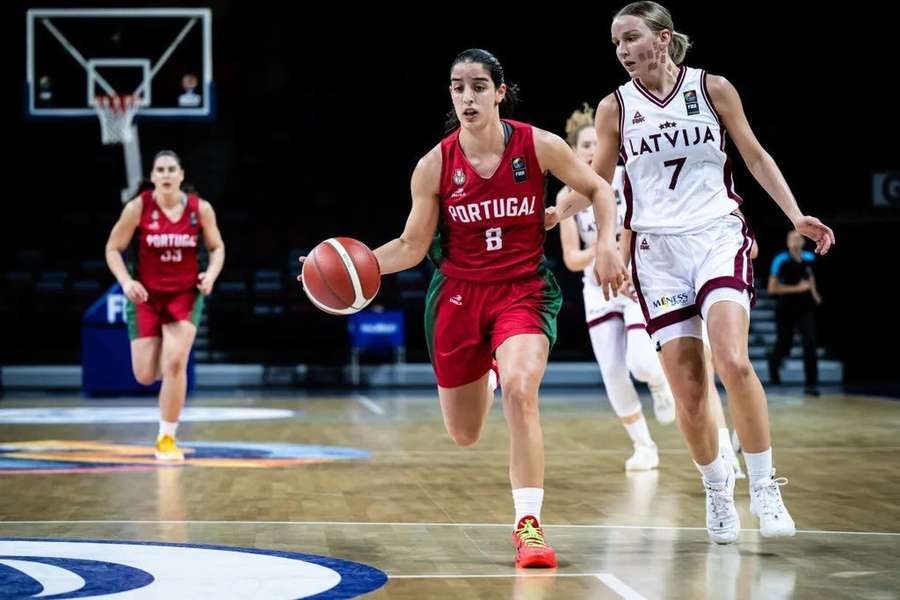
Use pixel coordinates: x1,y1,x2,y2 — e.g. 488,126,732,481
651,293,691,310
449,294,463,306
640,238,650,250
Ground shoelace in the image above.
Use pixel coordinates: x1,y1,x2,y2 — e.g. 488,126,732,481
754,477,789,517
515,519,548,548
706,482,735,523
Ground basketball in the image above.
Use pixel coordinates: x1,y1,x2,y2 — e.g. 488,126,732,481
301,237,381,315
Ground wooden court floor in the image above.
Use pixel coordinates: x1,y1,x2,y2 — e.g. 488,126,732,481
1,388,898,599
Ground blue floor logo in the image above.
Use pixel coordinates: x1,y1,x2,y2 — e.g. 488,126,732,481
0,441,370,474
0,539,387,599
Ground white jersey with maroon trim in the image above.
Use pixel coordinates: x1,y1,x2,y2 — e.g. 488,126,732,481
615,66,741,235
574,166,627,287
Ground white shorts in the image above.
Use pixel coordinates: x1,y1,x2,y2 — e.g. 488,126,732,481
583,285,646,331
631,212,755,346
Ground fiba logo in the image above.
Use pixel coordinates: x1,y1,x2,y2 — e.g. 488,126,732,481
106,293,127,324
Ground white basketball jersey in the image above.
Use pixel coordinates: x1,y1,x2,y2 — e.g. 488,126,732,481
574,166,627,286
616,66,741,234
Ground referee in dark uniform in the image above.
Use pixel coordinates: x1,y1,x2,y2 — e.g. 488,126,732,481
767,230,823,395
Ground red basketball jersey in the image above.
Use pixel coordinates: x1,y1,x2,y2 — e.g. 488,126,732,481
432,120,546,282
134,190,202,292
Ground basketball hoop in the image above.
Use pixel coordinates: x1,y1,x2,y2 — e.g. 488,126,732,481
93,95,141,145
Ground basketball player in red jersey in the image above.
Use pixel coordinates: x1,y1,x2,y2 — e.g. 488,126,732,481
369,49,626,567
592,2,834,543
105,150,225,460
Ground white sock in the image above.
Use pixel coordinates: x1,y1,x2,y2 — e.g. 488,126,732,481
718,428,735,456
513,487,544,525
743,447,773,484
696,456,729,485
158,419,178,438
624,415,654,447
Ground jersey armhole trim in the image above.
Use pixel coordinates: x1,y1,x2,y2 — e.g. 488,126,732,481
614,90,626,163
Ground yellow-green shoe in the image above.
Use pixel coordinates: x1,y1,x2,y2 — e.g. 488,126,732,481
155,434,185,461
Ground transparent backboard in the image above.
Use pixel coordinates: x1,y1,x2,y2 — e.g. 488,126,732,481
26,8,213,119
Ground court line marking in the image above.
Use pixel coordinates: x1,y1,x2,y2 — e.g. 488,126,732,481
1,521,897,536
389,572,595,579
596,573,648,600
373,447,900,455
354,395,385,416
388,571,647,599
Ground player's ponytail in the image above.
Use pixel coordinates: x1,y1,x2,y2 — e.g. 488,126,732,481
565,103,595,147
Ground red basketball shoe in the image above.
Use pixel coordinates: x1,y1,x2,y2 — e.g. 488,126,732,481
512,516,557,568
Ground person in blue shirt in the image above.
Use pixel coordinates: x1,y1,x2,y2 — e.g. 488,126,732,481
767,230,823,395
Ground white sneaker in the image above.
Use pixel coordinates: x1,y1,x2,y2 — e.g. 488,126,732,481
704,471,740,544
648,382,676,424
750,470,796,538
625,444,659,471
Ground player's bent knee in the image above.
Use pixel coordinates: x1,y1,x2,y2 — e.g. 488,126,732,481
161,355,187,377
716,355,754,384
133,368,157,386
502,385,539,426
447,426,481,447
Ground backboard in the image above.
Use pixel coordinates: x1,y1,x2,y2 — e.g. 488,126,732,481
26,8,213,119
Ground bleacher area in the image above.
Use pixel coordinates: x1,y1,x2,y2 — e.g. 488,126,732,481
2,223,842,385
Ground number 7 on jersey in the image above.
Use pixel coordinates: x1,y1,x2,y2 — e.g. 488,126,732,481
663,157,686,190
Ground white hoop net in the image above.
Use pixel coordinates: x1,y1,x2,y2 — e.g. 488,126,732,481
93,95,141,145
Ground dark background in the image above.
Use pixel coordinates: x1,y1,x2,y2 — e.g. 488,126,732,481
3,2,898,387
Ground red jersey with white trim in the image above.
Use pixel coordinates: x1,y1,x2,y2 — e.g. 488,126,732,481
431,120,546,282
134,190,202,292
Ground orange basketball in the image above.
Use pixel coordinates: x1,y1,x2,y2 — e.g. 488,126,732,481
301,237,381,315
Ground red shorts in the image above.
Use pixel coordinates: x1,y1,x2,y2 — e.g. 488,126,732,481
424,267,562,388
126,288,204,340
